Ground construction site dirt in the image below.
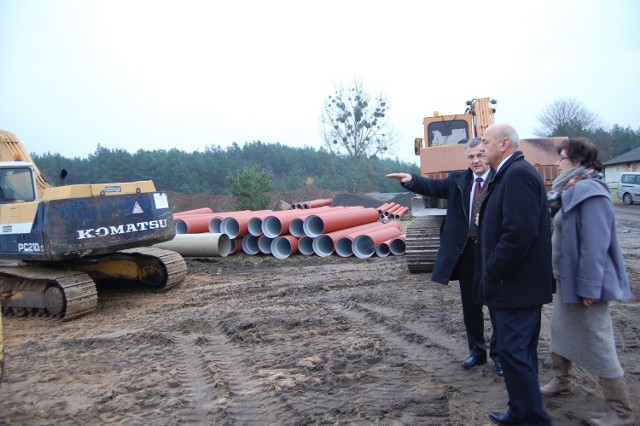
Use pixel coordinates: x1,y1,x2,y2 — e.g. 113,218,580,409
0,200,638,425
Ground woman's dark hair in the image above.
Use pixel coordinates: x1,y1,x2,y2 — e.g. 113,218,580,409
558,137,602,171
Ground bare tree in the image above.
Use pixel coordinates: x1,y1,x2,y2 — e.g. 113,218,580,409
320,79,396,164
534,98,600,137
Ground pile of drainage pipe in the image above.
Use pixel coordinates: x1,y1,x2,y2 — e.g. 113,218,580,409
158,199,408,259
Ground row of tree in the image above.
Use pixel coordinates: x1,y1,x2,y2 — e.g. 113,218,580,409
33,141,421,195
32,114,640,201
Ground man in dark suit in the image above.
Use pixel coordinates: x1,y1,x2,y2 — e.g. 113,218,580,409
477,123,553,425
387,138,501,375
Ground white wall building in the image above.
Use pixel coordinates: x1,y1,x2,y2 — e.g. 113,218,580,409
603,147,640,189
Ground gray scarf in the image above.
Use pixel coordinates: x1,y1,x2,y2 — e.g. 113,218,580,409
547,166,598,216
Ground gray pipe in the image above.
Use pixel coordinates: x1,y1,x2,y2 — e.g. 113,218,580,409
154,233,232,257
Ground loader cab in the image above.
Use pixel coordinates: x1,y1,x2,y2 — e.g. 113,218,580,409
414,114,473,154
0,161,38,204
413,98,497,155
423,114,474,146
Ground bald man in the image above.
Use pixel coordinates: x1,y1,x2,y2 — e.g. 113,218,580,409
476,123,553,426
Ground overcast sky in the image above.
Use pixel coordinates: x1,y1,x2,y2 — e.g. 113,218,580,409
1,0,638,165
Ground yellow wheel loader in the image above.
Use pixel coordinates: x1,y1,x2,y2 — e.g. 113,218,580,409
406,98,566,272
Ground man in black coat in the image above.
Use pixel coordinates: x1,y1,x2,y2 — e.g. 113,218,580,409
477,123,553,426
387,138,500,375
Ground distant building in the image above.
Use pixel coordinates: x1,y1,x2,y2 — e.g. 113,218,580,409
602,147,640,185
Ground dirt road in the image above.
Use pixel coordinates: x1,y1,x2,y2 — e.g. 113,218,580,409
1,208,638,425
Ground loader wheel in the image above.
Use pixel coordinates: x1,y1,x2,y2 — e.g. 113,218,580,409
44,286,65,316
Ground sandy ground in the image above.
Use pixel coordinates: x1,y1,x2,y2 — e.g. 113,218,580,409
0,205,638,425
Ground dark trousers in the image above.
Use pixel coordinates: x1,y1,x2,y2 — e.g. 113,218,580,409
494,306,551,425
457,240,497,360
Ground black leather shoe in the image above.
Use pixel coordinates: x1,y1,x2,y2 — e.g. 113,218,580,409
461,354,487,369
493,361,504,377
488,410,518,425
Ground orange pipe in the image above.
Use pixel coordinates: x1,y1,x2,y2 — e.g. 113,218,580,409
297,235,314,255
229,237,243,254
241,234,259,255
261,206,337,237
249,207,334,237
173,207,214,217
376,241,391,257
334,222,401,257
394,206,410,219
303,207,378,237
271,235,299,259
221,210,274,239
208,210,253,233
376,202,392,214
302,198,333,209
312,221,391,257
387,204,403,214
289,206,362,237
175,213,219,234
353,226,404,258
386,235,406,255
384,204,402,217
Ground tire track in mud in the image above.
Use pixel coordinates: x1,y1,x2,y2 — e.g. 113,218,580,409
324,301,452,424
192,258,488,424
184,260,456,424
205,321,297,425
194,259,495,424
170,335,217,424
142,263,409,424
337,301,452,421
221,300,452,424
338,299,507,424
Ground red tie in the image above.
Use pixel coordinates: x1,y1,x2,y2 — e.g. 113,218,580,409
471,177,482,220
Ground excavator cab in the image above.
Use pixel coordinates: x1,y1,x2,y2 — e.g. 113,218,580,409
0,162,37,203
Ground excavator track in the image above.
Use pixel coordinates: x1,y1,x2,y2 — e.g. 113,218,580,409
0,248,186,321
404,216,444,273
0,265,98,320
117,246,187,291
72,247,187,292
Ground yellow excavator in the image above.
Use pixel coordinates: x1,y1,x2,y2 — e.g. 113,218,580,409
0,129,187,320
405,98,566,272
